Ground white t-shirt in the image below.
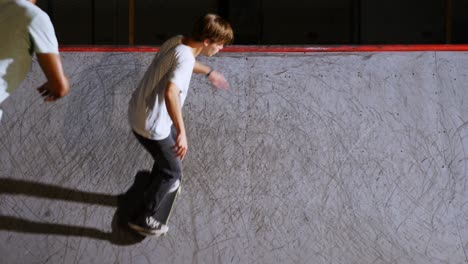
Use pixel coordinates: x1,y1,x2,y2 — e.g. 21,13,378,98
0,0,59,121
128,35,195,140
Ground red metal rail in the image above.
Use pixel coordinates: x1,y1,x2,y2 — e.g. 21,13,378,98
60,45,468,53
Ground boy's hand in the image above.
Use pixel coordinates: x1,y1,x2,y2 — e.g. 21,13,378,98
37,82,60,102
174,131,188,160
208,70,230,90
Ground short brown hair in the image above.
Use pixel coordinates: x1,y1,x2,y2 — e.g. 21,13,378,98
192,14,234,45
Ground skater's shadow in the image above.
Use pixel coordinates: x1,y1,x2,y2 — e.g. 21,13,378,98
0,170,152,245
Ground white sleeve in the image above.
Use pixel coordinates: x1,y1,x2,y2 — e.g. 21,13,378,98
169,51,194,90
29,12,59,54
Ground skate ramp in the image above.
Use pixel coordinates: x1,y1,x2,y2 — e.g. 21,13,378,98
0,50,467,264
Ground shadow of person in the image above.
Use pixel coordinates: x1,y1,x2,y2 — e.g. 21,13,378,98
0,170,152,245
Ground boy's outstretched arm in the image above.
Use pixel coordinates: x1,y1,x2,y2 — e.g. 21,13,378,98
193,61,229,89
36,53,70,101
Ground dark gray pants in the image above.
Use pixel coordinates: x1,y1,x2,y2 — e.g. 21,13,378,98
133,126,181,217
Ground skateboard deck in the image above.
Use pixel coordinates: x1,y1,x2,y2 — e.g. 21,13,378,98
153,184,181,225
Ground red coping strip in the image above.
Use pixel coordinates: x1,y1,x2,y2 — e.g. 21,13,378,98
60,45,468,53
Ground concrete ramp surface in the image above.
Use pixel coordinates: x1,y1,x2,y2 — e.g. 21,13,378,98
0,50,467,264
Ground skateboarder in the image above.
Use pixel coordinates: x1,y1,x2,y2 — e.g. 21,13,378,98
127,13,233,236
0,0,70,123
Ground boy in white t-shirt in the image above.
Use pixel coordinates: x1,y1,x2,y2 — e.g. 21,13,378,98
128,14,233,236
0,0,70,122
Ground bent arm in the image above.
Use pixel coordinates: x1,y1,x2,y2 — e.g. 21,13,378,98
193,61,211,75
36,53,70,100
193,61,229,89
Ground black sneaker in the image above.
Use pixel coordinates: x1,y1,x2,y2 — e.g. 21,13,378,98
128,215,169,236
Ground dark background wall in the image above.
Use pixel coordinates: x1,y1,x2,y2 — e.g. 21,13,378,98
36,0,467,45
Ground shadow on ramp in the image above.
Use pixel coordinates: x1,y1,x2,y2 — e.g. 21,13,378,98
0,171,152,245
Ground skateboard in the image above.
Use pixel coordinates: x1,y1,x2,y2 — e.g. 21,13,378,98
126,177,181,236
153,183,181,226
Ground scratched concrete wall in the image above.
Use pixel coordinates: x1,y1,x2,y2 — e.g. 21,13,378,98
0,51,467,264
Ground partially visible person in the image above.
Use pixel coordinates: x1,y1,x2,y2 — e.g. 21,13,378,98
0,0,69,122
